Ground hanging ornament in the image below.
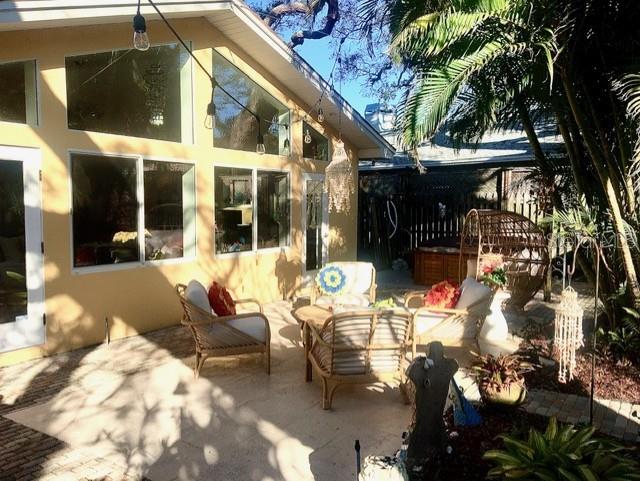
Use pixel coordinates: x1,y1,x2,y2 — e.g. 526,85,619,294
553,287,584,383
317,107,325,124
304,127,312,144
144,64,167,127
325,139,354,213
269,114,279,136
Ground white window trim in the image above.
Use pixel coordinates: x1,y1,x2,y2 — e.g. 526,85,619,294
213,163,292,259
63,42,195,145
67,149,197,275
0,58,40,128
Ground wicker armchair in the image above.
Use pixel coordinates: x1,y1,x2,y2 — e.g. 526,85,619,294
310,261,377,307
176,282,271,379
307,309,412,409
404,278,494,347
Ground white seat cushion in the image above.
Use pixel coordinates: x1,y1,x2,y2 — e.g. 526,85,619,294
316,293,371,308
185,280,213,313
413,311,449,336
227,317,266,342
456,277,491,310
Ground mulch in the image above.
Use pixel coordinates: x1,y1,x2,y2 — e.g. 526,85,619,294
520,347,640,404
435,407,548,481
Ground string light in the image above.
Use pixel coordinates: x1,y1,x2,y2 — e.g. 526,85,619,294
317,107,325,124
304,127,312,144
133,0,150,51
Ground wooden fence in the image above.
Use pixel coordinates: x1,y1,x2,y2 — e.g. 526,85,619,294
358,190,541,269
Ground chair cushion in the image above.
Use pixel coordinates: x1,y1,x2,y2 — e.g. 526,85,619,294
316,294,371,308
185,280,213,314
208,281,236,316
456,277,491,310
413,311,449,336
331,262,375,295
316,265,348,296
227,316,266,342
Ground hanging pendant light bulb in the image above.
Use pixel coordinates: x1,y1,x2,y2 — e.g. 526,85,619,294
304,127,312,144
256,130,266,155
283,138,290,156
204,85,216,130
317,107,325,124
132,3,150,52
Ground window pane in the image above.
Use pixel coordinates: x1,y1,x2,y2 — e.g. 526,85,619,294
0,159,27,324
303,122,329,161
71,154,139,267
213,51,290,155
305,180,323,271
0,60,37,125
66,45,191,142
144,161,195,261
214,167,253,254
257,171,290,249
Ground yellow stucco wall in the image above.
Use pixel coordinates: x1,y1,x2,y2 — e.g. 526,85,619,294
0,18,359,366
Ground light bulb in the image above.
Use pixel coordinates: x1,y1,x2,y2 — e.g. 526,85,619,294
304,128,312,144
256,133,266,155
204,101,216,130
317,107,325,124
133,13,150,51
283,138,290,156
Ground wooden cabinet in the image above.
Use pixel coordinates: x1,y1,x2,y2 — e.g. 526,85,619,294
413,248,472,286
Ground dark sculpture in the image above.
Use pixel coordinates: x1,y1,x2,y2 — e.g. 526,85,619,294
406,342,458,471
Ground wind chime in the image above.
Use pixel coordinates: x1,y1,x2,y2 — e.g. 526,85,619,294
324,54,354,213
553,286,584,383
144,63,167,127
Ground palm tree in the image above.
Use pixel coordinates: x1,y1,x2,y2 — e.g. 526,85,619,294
384,0,640,311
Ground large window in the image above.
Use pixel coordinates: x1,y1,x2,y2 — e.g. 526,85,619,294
213,51,290,155
214,167,290,255
257,171,290,249
302,122,329,161
66,44,192,142
0,60,37,125
71,153,195,269
144,160,196,260
214,167,253,254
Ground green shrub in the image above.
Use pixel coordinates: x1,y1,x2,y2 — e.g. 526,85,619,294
598,307,640,365
484,417,640,480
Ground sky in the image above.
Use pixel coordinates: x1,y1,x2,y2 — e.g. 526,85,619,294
294,38,379,115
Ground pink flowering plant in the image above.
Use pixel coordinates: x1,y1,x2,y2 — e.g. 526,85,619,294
480,256,507,288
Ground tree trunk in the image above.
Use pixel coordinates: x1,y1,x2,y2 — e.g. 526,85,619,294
562,74,640,309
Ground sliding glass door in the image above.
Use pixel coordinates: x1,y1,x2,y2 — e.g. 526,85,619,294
0,147,44,352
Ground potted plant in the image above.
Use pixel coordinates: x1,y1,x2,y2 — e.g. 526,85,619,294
472,352,534,407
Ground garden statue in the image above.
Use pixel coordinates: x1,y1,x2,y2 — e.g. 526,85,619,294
406,342,458,474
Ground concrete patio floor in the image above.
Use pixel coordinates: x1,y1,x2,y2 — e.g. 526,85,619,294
1,301,416,481
2,271,630,481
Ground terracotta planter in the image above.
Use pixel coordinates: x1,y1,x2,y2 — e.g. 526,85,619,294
479,381,527,407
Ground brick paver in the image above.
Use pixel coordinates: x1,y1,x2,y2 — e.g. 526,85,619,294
525,389,640,442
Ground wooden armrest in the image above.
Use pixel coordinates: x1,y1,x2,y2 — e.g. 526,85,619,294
234,298,263,313
308,323,332,349
404,290,425,307
414,305,468,316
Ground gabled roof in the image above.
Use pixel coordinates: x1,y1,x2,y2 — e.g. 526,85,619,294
0,0,394,158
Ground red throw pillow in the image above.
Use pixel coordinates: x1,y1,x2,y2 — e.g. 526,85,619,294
208,281,236,316
423,280,461,309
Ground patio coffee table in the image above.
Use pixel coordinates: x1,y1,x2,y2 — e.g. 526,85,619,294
292,305,333,382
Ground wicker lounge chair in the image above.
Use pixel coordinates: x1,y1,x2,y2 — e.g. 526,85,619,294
310,261,376,307
307,308,413,409
176,281,271,378
404,278,494,346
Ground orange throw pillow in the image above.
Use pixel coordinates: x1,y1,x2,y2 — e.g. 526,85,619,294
208,281,236,316
423,280,461,309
